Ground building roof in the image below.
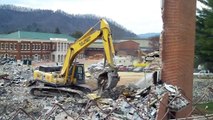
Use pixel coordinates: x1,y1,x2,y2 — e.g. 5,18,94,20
88,43,104,48
114,40,150,48
0,31,76,41
87,39,151,49
132,40,150,48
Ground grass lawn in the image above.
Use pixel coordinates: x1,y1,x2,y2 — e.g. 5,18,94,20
196,102,213,114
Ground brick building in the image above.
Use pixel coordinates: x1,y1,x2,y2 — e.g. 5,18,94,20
85,40,151,58
0,31,152,62
0,31,75,62
114,40,140,56
84,40,104,58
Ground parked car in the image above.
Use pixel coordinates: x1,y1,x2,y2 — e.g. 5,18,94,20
118,66,127,71
193,69,213,78
127,66,134,71
193,70,210,75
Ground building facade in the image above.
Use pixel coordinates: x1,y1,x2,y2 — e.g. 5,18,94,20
0,31,75,62
0,38,54,61
0,31,152,62
114,40,140,56
50,38,70,63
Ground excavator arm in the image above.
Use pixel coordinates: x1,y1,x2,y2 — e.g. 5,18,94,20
60,19,119,90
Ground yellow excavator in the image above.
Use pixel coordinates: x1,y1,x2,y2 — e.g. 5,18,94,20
31,19,120,97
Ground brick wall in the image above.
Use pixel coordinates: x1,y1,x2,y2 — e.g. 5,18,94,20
161,0,196,118
156,93,169,120
115,40,139,50
85,48,104,57
0,39,53,61
114,40,139,56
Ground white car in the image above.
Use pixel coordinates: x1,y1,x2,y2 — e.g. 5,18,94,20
193,70,213,78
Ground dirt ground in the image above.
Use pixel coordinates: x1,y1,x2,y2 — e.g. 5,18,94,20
80,59,144,88
117,72,144,85
85,71,144,89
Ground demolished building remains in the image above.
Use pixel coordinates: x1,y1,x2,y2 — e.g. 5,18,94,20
0,62,191,120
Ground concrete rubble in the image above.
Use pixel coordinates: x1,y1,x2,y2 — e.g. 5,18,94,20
193,78,213,103
0,63,190,120
87,56,161,74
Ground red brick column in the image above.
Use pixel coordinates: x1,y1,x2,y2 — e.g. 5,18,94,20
161,0,196,118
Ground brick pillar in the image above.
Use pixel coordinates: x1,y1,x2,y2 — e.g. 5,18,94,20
161,0,196,118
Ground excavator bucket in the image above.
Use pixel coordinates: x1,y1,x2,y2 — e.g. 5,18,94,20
97,69,120,91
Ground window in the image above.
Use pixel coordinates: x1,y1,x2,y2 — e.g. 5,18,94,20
46,44,48,50
2,43,4,50
42,44,45,50
58,43,60,51
14,44,16,50
64,43,66,51
58,55,60,62
61,43,63,51
24,44,27,50
32,44,35,50
10,43,13,50
46,55,49,59
5,43,8,50
35,44,37,50
38,44,41,50
21,44,24,50
48,44,50,50
78,67,83,74
28,44,30,50
26,44,28,50
38,55,40,60
52,44,55,50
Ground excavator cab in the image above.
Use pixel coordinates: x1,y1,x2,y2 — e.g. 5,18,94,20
34,63,85,86
68,63,85,85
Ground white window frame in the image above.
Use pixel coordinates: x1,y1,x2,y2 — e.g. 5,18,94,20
38,44,41,50
5,43,8,50
28,44,30,50
14,44,16,50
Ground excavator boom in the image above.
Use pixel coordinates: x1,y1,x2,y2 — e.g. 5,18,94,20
60,19,119,89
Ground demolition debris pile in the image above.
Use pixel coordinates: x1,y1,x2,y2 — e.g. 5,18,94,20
0,63,189,120
0,63,33,84
193,78,213,103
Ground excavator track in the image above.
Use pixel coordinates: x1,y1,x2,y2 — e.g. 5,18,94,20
30,87,85,98
29,80,93,97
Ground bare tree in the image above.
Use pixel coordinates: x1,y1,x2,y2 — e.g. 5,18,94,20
149,36,160,51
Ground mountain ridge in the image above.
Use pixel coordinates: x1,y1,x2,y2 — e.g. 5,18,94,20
138,33,160,39
0,5,137,40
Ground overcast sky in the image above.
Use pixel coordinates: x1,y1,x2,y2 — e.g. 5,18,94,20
1,0,164,34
